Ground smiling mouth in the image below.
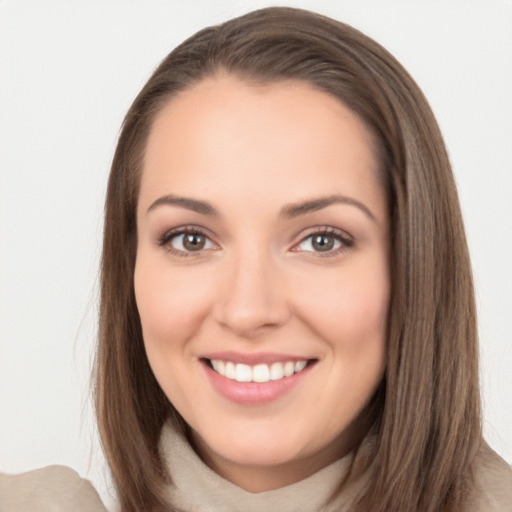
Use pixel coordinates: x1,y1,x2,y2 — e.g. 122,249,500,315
202,358,317,383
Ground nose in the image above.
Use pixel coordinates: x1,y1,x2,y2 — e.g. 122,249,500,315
213,249,290,338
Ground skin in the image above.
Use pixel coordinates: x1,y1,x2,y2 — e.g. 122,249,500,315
134,74,390,492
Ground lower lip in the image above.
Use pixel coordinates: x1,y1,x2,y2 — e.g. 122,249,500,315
202,361,314,405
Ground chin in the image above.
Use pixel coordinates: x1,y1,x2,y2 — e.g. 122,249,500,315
193,422,322,468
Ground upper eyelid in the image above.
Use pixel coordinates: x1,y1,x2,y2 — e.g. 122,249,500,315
293,226,353,244
158,225,217,243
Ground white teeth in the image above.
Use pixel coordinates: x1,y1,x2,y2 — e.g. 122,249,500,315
209,359,310,383
225,361,235,379
270,362,284,381
252,364,270,383
235,363,252,382
283,361,295,377
295,360,307,372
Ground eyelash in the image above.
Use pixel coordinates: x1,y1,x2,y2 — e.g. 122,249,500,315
157,225,354,258
292,227,354,257
157,225,216,258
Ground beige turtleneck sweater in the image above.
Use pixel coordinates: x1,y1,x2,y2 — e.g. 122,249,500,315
158,425,369,512
1,425,511,511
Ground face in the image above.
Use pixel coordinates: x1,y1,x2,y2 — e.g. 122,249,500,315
134,75,390,491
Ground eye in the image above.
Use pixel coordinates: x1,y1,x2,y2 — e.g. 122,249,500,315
292,228,353,256
158,228,216,256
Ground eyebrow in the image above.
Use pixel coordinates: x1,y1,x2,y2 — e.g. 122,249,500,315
146,194,219,216
146,193,376,222
280,194,376,222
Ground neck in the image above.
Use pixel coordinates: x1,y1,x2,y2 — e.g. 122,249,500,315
188,412,371,493
194,440,347,492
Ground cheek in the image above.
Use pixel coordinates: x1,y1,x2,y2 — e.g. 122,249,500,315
281,258,389,443
294,260,390,351
133,256,213,349
133,255,217,414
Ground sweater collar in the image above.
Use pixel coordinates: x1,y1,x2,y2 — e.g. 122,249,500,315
159,423,369,512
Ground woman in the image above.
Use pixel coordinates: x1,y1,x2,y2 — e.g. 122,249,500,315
2,6,511,512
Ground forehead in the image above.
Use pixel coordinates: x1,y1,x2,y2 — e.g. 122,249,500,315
139,75,384,216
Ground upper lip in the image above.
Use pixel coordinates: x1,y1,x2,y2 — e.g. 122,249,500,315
200,351,316,365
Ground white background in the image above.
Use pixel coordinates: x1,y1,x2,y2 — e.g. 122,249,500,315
1,0,511,508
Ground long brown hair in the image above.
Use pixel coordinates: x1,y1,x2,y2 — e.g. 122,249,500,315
95,7,481,511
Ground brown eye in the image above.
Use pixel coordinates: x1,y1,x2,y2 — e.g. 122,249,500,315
298,233,341,253
293,229,352,256
167,232,215,253
182,233,206,251
311,234,335,252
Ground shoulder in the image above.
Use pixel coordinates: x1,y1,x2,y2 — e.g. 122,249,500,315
471,442,512,511
0,465,107,512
